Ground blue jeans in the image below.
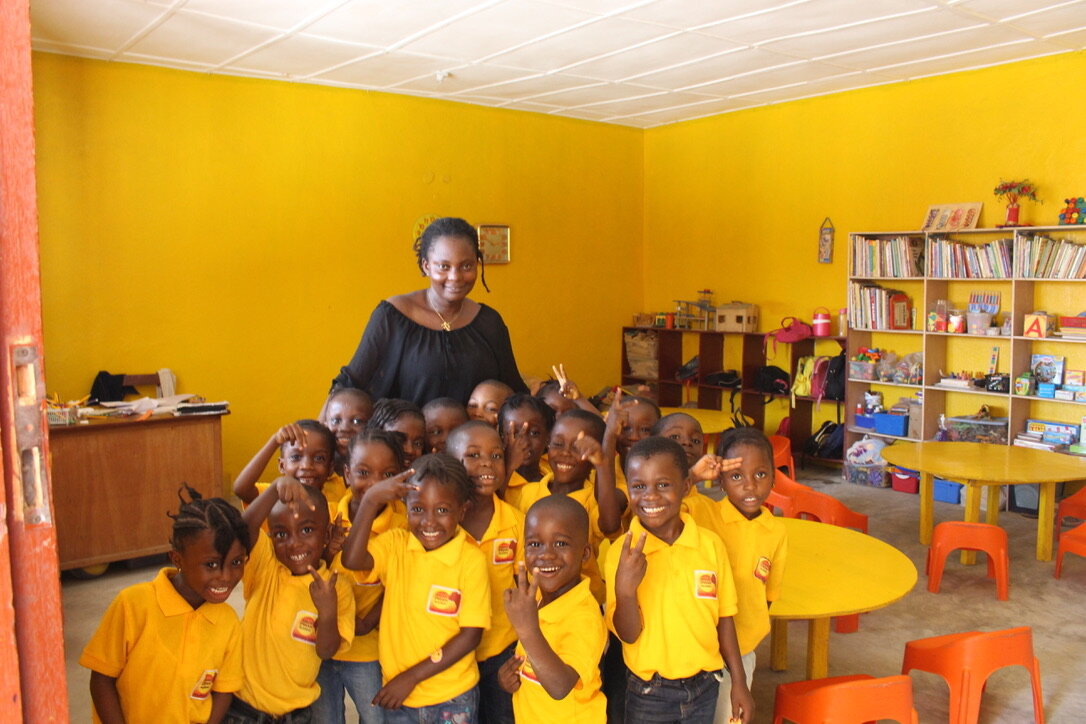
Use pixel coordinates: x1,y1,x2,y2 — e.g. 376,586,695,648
477,643,515,724
382,687,478,724
314,659,385,724
625,669,720,724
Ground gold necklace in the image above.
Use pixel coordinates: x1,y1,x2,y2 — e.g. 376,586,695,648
427,291,462,332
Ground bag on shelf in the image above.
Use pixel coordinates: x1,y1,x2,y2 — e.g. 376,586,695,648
764,317,813,357
753,365,791,402
792,355,828,405
705,369,742,412
821,352,847,402
675,355,699,381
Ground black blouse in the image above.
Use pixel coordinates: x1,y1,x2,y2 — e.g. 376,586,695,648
333,301,528,405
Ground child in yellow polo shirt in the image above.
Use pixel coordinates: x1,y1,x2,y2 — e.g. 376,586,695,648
700,428,787,724
498,494,607,722
232,419,344,516
341,453,491,722
228,478,356,722
605,437,754,724
652,412,720,530
81,487,249,724
315,429,408,724
321,386,374,474
447,421,525,724
422,397,468,454
497,394,554,509
467,379,515,427
369,398,427,465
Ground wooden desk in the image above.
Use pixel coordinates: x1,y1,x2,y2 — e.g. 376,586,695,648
49,414,225,570
881,441,1086,562
770,518,916,679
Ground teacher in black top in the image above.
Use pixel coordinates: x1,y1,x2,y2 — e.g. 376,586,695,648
333,217,528,405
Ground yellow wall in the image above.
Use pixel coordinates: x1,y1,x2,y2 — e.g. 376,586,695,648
32,53,644,484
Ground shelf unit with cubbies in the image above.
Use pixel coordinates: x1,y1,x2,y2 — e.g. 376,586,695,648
846,225,1086,451
620,327,728,409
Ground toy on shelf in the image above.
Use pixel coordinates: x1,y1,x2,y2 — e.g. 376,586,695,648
1059,197,1085,225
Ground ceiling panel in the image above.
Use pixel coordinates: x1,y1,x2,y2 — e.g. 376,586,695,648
302,0,498,47
525,81,663,105
1001,2,1086,36
180,0,343,31
562,31,744,80
453,72,604,99
611,97,747,125
620,0,816,29
630,46,802,88
761,10,981,58
31,0,166,52
826,23,1034,70
314,51,462,87
693,60,853,96
953,0,1081,21
697,0,942,44
869,38,1065,78
390,63,533,92
225,35,380,76
125,11,282,65
570,90,719,115
487,16,675,70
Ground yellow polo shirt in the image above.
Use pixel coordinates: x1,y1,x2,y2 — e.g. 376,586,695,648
604,515,738,681
516,475,607,603
714,500,788,655
79,568,242,724
512,577,607,723
361,527,491,708
238,533,356,715
465,496,525,660
333,493,408,663
681,488,720,532
504,470,529,510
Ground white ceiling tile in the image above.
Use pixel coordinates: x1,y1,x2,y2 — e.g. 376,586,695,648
125,11,281,65
552,107,617,120
698,0,943,44
31,41,117,60
761,9,983,58
180,0,342,31
1001,2,1086,36
402,1,596,60
1043,25,1086,47
455,73,603,99
115,54,219,72
313,51,459,87
827,23,1035,69
302,0,498,47
487,16,674,70
31,0,167,51
537,0,657,15
693,60,851,95
870,38,1062,78
622,0,812,29
391,64,534,92
526,81,662,104
630,46,800,88
952,0,1074,21
572,90,720,114
562,31,744,80
613,97,746,124
225,35,380,77
507,100,566,110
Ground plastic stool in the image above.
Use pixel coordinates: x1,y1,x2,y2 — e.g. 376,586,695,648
774,674,917,723
902,627,1044,723
1055,522,1086,578
927,521,1009,600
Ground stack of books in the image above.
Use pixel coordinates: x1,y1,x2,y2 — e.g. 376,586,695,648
928,236,1012,278
1016,234,1086,279
1012,430,1066,452
850,235,924,277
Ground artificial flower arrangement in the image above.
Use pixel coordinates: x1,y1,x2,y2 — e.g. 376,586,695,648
993,179,1039,226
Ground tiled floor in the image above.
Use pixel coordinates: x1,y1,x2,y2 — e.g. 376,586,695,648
62,470,1086,722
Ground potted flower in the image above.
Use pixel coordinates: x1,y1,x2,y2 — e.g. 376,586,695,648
993,180,1039,226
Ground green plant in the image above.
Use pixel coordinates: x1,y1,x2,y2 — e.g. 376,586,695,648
993,180,1039,204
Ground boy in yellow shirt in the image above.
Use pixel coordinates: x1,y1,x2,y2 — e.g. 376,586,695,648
467,379,515,427
497,394,554,509
227,477,356,722
606,437,754,724
498,494,607,722
81,488,249,724
422,397,468,454
341,453,491,722
652,412,720,530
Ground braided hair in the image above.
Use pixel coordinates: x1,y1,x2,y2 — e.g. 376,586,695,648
410,453,474,505
346,428,407,472
168,484,249,557
413,217,490,292
368,398,425,431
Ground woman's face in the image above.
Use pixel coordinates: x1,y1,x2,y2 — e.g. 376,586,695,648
422,235,478,304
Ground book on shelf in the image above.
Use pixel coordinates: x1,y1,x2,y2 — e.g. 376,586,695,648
1016,234,1086,279
1012,434,1066,452
850,235,924,277
927,235,1012,278
847,282,913,330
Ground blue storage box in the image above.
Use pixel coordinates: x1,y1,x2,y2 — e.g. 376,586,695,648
874,412,909,437
934,477,962,504
854,414,876,429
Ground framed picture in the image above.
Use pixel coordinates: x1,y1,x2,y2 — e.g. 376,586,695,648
818,217,834,263
921,203,982,231
478,224,511,264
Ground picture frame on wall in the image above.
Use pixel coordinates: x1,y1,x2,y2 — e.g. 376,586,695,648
818,217,834,263
478,224,511,264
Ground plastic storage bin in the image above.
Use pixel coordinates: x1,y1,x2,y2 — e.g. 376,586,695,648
945,416,1009,444
934,477,963,503
891,467,920,494
874,412,909,437
854,414,876,429
849,361,877,381
844,461,889,487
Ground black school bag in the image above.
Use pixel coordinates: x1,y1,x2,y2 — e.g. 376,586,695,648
753,365,790,398
822,352,847,402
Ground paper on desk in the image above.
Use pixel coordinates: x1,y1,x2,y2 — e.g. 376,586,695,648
99,394,195,413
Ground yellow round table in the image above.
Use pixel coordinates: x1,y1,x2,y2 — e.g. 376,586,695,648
770,518,917,680
881,441,1086,563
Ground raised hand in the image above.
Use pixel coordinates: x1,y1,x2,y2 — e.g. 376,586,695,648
325,513,347,559
504,420,531,472
614,531,648,599
498,654,525,694
503,562,541,634
274,423,307,448
551,363,581,400
362,468,418,508
572,430,604,467
308,565,338,612
273,475,317,518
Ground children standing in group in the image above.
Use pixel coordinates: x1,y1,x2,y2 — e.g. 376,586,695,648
498,495,607,723
81,488,249,724
369,398,427,465
229,477,356,722
422,397,468,454
446,421,525,724
467,379,514,426
232,419,342,516
606,437,754,724
652,412,720,530
315,429,408,724
341,454,491,723
497,394,554,508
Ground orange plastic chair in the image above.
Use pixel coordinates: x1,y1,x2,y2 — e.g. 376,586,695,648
766,471,810,516
1055,522,1086,579
1056,486,1086,538
902,627,1044,724
774,674,918,723
926,521,1009,600
770,434,796,479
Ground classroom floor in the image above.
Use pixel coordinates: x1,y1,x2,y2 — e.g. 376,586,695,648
61,470,1086,723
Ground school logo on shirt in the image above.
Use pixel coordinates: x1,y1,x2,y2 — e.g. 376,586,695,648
754,556,772,583
426,585,462,617
190,669,218,700
291,610,319,645
493,538,517,564
520,658,541,685
694,570,718,599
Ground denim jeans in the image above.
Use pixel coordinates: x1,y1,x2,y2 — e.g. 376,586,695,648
313,658,385,724
223,696,313,724
382,686,478,724
624,669,720,724
477,643,515,724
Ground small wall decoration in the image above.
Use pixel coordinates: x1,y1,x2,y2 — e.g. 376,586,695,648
818,217,834,264
478,224,511,264
920,203,982,231
993,179,1038,227
413,213,441,240
1059,197,1085,225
